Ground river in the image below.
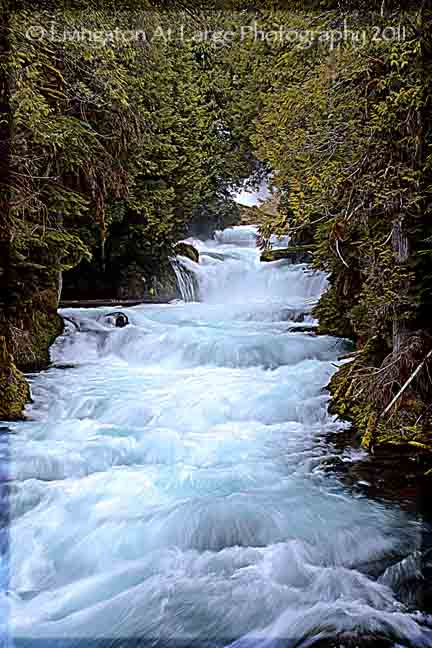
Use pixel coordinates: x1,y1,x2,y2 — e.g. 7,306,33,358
2,226,431,647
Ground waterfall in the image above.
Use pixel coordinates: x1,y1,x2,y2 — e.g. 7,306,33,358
177,227,327,308
170,255,198,302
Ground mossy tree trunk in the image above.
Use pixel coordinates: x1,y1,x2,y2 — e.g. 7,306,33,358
0,6,30,419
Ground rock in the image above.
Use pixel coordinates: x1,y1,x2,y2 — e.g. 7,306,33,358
97,311,130,332
0,337,30,420
320,455,347,472
174,242,199,264
260,245,312,264
62,316,80,331
287,325,319,334
9,287,64,372
152,267,181,301
99,312,129,328
280,309,307,322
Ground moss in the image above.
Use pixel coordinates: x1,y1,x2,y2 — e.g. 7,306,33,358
0,290,62,419
8,285,63,372
11,308,63,372
173,242,199,264
327,337,432,465
327,337,384,447
362,413,378,450
260,246,312,263
372,409,432,453
314,286,355,339
0,336,30,420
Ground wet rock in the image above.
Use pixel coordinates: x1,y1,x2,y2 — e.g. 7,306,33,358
287,325,319,334
422,548,432,612
280,309,307,323
102,312,129,328
51,363,80,370
378,552,425,608
310,635,398,647
62,316,80,331
112,312,128,328
260,245,312,264
320,455,347,471
174,242,200,263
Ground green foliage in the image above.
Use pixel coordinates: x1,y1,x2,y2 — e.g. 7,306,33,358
247,5,432,453
4,2,432,438
6,7,261,301
252,7,431,341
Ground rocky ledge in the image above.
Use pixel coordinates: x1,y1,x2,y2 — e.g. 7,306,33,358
260,245,312,264
173,242,200,264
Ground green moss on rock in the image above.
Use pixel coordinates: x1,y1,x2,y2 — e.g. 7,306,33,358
0,336,30,420
10,288,64,372
174,242,199,264
260,246,312,264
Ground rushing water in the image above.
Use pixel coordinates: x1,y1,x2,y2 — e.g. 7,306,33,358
2,226,432,647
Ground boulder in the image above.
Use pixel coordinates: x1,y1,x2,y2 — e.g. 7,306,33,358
174,242,199,264
98,311,130,330
260,245,312,264
286,325,319,334
101,312,129,328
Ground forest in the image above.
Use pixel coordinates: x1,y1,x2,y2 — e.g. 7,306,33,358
3,2,432,646
2,1,431,457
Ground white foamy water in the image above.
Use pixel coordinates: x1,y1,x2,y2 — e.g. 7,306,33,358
2,226,431,647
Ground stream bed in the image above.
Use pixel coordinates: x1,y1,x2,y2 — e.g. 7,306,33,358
2,226,432,647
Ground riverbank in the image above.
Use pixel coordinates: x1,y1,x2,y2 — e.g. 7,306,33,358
325,426,432,514
325,427,432,618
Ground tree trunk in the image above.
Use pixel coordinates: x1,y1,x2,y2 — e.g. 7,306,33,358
0,4,12,350
391,215,409,354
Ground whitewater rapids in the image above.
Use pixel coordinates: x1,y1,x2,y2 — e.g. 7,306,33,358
1,226,431,647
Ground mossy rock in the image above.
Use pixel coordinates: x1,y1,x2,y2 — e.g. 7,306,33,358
260,246,312,264
11,309,63,372
174,242,199,264
0,337,30,420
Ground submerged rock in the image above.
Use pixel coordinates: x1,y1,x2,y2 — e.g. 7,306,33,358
174,242,200,263
378,552,425,608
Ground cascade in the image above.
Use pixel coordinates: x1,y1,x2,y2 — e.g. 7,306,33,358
3,226,431,647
